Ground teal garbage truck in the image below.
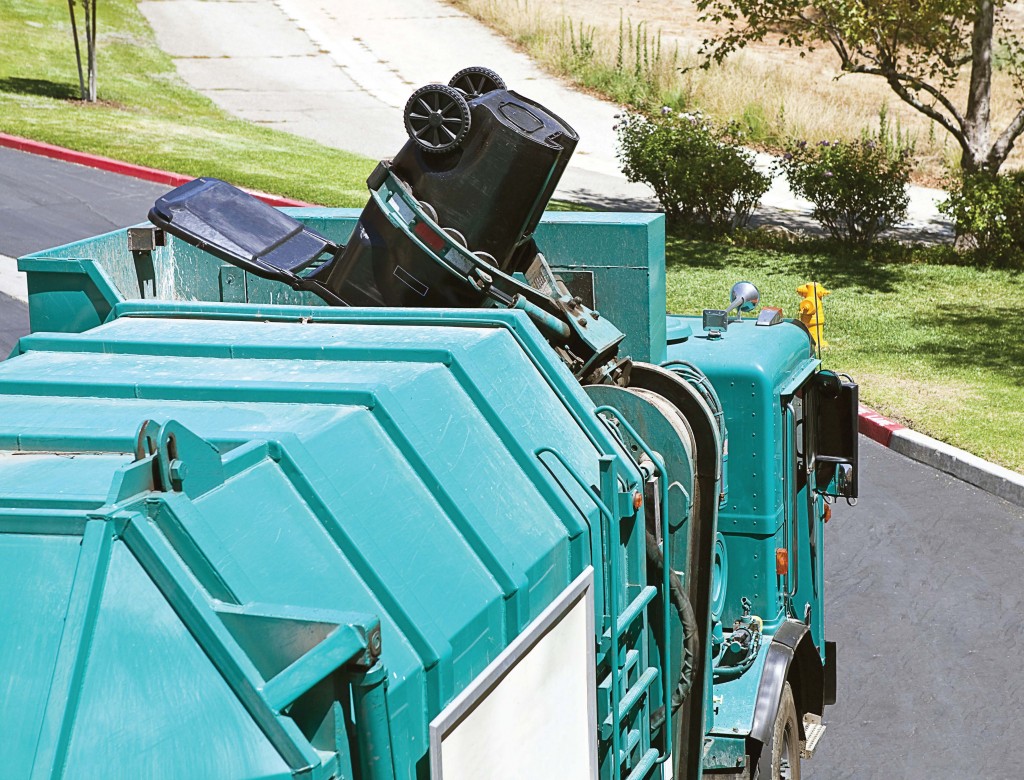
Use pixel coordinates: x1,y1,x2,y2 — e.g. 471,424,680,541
1,69,857,780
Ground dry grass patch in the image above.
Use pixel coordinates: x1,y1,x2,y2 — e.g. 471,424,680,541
448,0,1024,183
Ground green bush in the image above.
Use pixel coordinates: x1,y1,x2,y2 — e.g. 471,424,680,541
779,125,913,244
940,171,1024,264
615,108,770,233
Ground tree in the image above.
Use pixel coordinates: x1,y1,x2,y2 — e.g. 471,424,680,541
67,0,98,102
694,0,1024,176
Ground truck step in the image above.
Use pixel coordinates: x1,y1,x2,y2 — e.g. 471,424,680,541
801,714,827,759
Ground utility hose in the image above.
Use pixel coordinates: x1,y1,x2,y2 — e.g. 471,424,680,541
646,527,699,733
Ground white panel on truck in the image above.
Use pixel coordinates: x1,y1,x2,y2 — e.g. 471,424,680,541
429,567,597,780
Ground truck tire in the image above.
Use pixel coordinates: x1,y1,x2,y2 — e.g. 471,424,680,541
768,682,801,780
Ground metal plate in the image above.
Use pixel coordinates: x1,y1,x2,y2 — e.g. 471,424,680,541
554,269,595,309
429,567,597,780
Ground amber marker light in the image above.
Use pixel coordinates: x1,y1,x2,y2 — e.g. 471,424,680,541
776,548,789,576
823,504,832,523
632,491,643,511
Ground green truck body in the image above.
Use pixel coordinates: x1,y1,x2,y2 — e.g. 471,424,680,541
3,210,851,779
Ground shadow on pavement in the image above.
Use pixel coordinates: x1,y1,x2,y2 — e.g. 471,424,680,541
0,293,29,359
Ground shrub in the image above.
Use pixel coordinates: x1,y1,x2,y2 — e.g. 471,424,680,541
939,171,1024,264
779,122,913,244
615,108,770,233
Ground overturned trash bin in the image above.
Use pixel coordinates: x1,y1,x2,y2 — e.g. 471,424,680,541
149,66,578,309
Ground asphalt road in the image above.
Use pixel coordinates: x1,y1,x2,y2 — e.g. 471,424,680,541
0,147,168,258
1,148,1022,778
0,146,169,356
808,438,1024,779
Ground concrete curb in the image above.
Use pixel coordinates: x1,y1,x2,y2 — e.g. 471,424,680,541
0,132,312,208
859,404,1024,508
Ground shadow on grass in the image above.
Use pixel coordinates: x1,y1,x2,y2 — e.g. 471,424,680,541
912,304,1024,384
664,232,911,293
0,77,80,100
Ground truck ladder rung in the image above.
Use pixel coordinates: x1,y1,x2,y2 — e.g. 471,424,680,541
624,747,659,780
801,714,827,759
603,666,659,730
620,727,641,763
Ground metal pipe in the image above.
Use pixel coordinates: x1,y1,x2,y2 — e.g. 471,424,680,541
783,401,799,600
599,456,623,776
351,663,397,780
513,294,572,339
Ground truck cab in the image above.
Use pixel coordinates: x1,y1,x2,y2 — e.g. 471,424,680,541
664,299,857,777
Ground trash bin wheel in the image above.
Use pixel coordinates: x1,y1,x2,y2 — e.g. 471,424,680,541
417,200,439,224
443,227,467,247
449,66,506,98
405,84,471,153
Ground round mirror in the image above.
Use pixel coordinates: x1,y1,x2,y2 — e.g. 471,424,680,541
730,281,760,312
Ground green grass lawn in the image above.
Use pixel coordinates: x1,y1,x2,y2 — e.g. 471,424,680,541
0,0,374,206
665,236,1024,473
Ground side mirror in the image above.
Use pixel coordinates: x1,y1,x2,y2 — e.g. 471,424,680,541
728,281,760,314
806,371,859,499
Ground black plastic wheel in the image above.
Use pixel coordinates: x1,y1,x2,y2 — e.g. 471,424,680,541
449,66,506,98
443,227,467,247
417,199,438,223
404,84,471,153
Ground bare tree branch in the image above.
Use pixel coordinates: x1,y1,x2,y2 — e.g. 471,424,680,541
844,62,966,141
989,107,1024,168
67,0,86,100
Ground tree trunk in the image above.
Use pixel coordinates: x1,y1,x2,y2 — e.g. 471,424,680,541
961,0,995,174
67,0,87,101
83,0,97,102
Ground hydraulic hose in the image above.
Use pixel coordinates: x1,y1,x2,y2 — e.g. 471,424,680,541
711,624,762,683
646,527,699,733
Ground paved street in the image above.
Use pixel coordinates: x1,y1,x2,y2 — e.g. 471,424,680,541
0,146,169,356
808,438,1024,779
0,147,168,259
1,152,1022,778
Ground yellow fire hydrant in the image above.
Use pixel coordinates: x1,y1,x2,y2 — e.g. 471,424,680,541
797,282,830,348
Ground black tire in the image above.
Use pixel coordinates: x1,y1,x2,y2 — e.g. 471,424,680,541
765,682,801,780
404,84,471,153
448,66,506,97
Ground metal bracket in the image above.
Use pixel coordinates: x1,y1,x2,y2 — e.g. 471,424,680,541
127,226,165,252
755,307,784,327
133,419,225,498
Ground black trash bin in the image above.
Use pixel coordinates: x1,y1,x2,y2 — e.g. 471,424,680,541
320,77,578,308
148,69,577,311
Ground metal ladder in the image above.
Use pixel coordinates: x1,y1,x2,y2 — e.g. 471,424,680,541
535,443,669,780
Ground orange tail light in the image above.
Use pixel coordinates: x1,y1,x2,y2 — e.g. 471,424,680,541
776,548,789,576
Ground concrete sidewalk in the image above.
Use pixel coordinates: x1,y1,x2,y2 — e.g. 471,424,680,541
139,0,952,236
139,0,653,209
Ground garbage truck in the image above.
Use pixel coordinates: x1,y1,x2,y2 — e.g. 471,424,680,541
2,68,858,779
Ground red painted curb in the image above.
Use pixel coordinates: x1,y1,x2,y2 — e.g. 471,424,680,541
0,132,312,208
858,404,905,447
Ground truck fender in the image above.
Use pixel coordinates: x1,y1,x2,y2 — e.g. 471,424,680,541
749,620,827,759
